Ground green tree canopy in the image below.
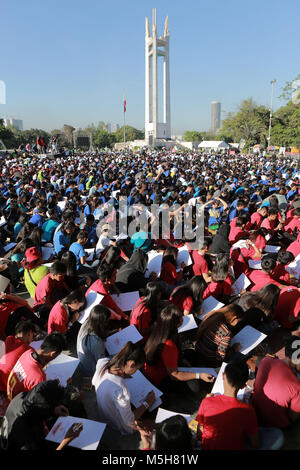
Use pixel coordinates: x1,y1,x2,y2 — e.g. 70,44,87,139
94,129,116,149
114,126,144,142
184,131,203,141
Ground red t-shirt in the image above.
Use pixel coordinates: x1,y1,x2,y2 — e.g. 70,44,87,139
144,339,179,386
284,217,300,235
287,240,300,258
130,297,152,335
252,357,300,428
197,394,258,450
160,261,180,286
248,270,281,291
274,287,300,328
0,337,33,392
7,349,46,400
191,251,208,277
261,217,276,233
86,280,126,320
229,227,247,244
250,212,263,229
34,273,67,307
48,301,69,334
170,291,194,314
203,276,232,300
0,301,20,339
273,263,291,284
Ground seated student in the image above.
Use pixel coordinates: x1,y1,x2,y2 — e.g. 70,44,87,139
228,216,248,245
248,257,285,291
115,249,156,293
191,237,212,282
274,286,300,328
249,206,268,230
202,253,233,302
77,305,111,377
209,223,231,255
0,320,38,393
0,291,39,339
7,332,65,401
137,414,194,450
92,342,156,435
60,251,90,291
159,246,186,286
53,221,75,257
260,208,282,235
47,289,86,334
251,336,300,429
230,230,266,279
169,275,206,317
287,232,300,258
41,208,59,243
80,214,98,248
130,282,162,340
144,305,214,391
23,247,49,299
69,230,90,271
87,265,128,321
284,207,300,236
273,251,296,284
196,361,284,450
0,380,79,450
194,304,244,368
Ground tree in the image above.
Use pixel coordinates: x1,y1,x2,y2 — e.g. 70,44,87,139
114,126,144,142
279,74,300,103
184,131,203,141
94,129,116,149
271,102,300,148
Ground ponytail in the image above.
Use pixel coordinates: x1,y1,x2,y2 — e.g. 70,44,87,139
100,341,146,377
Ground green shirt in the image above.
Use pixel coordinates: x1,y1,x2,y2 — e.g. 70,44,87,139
24,265,49,298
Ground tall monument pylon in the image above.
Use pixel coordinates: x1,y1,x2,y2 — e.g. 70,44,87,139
145,9,171,147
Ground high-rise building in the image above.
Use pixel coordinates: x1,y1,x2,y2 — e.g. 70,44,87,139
4,118,23,131
112,123,120,132
106,122,111,133
210,101,221,134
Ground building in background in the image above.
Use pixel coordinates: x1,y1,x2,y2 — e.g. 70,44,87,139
4,118,23,131
106,122,111,133
210,101,221,134
112,123,120,132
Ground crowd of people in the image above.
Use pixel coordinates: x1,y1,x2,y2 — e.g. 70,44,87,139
0,145,299,450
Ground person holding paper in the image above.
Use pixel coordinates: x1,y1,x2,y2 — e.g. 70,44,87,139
92,341,156,435
248,258,284,292
130,283,162,340
191,237,212,283
287,232,300,258
169,275,206,317
273,251,296,285
202,254,233,302
47,289,86,335
56,422,83,450
159,246,186,286
196,361,284,450
137,415,194,450
77,305,111,376
144,305,215,391
195,304,244,367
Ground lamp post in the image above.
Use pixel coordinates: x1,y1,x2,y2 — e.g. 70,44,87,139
267,79,276,149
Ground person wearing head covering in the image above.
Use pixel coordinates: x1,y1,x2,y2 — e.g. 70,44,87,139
115,249,149,292
23,247,49,298
209,224,231,255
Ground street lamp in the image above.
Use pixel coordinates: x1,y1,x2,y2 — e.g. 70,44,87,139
267,79,276,149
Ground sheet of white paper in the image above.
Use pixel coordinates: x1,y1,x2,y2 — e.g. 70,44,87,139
46,416,106,450
57,200,67,211
84,248,95,262
105,325,143,356
232,239,249,250
42,262,54,268
145,250,163,278
231,273,251,296
177,367,217,377
45,354,79,387
178,314,197,333
0,275,10,292
42,246,54,261
0,216,6,227
264,245,281,253
198,296,225,320
286,253,300,279
3,242,17,253
211,363,245,400
265,234,271,241
155,408,191,425
78,291,104,324
248,259,262,270
230,326,267,355
177,245,192,267
111,291,140,312
125,370,163,410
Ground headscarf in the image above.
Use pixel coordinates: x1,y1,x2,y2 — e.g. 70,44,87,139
209,223,231,254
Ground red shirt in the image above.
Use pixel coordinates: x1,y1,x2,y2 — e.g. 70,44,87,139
248,270,281,291
252,357,300,428
203,276,232,300
48,301,69,334
250,211,263,229
229,227,247,244
34,274,68,307
191,251,208,277
0,337,33,391
86,280,127,320
284,217,300,235
287,240,300,258
170,291,194,314
274,287,300,328
0,301,20,339
130,297,152,336
273,263,291,284
261,217,276,233
144,339,179,386
7,349,46,400
159,261,180,285
197,395,258,450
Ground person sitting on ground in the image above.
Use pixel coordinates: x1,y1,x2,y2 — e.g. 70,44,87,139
130,282,162,340
159,246,186,286
169,275,207,317
191,237,212,283
202,253,233,302
47,289,86,335
23,246,49,299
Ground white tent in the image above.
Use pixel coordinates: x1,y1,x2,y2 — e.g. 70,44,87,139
198,140,230,150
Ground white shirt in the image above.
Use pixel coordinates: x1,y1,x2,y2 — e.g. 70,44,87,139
92,358,135,434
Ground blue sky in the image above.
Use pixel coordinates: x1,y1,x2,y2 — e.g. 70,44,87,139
1,0,299,134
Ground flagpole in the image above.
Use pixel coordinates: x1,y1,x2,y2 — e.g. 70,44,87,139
123,94,126,146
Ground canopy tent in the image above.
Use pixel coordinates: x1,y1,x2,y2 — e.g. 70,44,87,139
198,141,230,150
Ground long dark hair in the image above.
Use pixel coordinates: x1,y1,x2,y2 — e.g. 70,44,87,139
171,275,207,308
196,304,244,345
100,341,146,377
131,282,162,324
161,246,178,267
100,246,122,270
29,226,43,249
61,289,86,309
60,251,77,277
237,284,280,318
81,304,111,345
145,305,182,366
211,253,230,282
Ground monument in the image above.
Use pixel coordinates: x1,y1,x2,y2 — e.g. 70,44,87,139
145,8,171,146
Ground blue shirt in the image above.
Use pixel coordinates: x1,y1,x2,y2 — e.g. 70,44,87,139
69,242,86,269
53,230,70,256
29,213,44,228
42,219,60,242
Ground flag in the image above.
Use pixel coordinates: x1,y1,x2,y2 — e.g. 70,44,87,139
123,95,126,113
